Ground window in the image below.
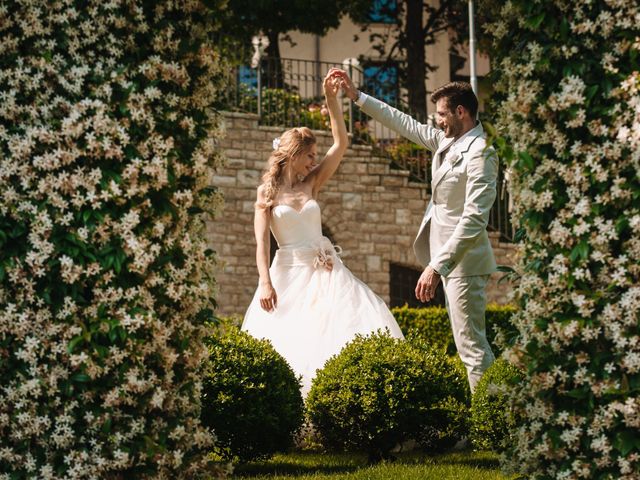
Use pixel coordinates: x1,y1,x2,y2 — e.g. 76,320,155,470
238,65,258,90
363,63,399,105
368,0,398,24
389,263,445,308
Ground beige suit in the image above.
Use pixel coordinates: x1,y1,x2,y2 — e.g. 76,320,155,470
358,94,498,389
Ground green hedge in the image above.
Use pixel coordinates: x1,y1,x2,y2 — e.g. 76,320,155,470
391,304,517,356
306,331,469,461
470,359,524,451
201,326,304,463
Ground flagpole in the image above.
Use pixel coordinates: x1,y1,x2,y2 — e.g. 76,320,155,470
468,0,478,95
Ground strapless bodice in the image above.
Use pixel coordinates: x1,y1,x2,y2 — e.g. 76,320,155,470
271,199,323,248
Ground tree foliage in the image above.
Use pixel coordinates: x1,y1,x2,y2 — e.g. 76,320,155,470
349,0,466,117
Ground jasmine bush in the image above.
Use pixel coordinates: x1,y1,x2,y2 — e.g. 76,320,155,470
483,0,640,477
0,2,227,477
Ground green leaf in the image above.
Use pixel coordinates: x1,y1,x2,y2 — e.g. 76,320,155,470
526,12,546,30
102,417,112,433
71,373,90,383
559,18,569,40
614,430,640,456
103,254,114,269
570,241,589,262
566,388,587,399
67,336,84,354
497,265,515,273
616,217,629,235
585,84,599,103
517,151,535,171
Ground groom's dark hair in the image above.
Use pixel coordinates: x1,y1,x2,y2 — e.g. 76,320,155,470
431,82,478,118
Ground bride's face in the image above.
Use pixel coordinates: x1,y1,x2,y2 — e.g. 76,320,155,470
291,143,318,177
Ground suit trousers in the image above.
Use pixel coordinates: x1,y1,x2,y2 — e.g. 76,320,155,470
442,274,495,391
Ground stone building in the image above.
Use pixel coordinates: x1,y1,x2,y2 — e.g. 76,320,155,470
209,111,516,317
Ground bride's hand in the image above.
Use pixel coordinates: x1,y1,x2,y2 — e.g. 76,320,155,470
259,281,278,312
323,68,341,98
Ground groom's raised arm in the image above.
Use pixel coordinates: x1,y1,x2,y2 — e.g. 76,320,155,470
333,68,445,152
357,93,445,153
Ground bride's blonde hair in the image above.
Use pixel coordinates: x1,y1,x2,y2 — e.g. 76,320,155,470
259,127,316,208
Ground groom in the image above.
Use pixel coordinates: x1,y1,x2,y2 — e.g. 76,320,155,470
335,70,498,391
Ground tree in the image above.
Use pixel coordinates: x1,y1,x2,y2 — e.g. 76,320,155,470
350,0,466,118
222,0,372,87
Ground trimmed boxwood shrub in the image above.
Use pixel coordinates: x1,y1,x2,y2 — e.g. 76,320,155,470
201,327,304,463
391,304,517,355
306,331,469,461
417,355,470,451
470,358,524,451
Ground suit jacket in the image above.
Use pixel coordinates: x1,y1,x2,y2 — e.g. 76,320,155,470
360,95,498,278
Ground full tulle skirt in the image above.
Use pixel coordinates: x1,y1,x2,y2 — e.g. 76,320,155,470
242,238,404,397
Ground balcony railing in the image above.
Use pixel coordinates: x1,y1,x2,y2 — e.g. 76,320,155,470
217,56,513,242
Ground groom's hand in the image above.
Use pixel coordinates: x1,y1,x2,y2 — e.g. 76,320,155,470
415,266,441,303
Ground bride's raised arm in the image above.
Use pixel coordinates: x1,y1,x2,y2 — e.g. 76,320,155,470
309,68,349,196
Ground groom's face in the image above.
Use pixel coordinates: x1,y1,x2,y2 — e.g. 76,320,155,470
435,98,463,138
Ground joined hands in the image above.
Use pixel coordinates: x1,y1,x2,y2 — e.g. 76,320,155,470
323,68,359,100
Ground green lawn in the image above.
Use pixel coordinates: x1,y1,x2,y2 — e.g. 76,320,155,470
232,450,513,480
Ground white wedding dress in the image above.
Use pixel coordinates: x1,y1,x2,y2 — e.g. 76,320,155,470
242,199,404,396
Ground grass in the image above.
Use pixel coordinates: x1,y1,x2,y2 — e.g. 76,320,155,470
232,450,513,480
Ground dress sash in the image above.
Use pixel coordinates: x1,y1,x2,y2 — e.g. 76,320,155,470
273,237,342,270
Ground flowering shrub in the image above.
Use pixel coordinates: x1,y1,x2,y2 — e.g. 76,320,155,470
235,87,330,130
0,1,227,478
482,1,640,478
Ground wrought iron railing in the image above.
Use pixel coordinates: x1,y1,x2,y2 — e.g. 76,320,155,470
217,56,513,241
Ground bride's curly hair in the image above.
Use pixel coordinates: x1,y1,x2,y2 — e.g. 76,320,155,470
258,127,316,208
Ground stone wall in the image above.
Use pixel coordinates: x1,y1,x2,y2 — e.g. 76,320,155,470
209,111,516,316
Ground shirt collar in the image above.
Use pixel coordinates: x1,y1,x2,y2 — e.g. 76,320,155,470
449,121,483,154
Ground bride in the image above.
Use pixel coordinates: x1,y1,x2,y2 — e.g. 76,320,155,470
242,69,404,396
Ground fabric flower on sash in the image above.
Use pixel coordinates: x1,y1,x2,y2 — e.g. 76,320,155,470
313,243,342,271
